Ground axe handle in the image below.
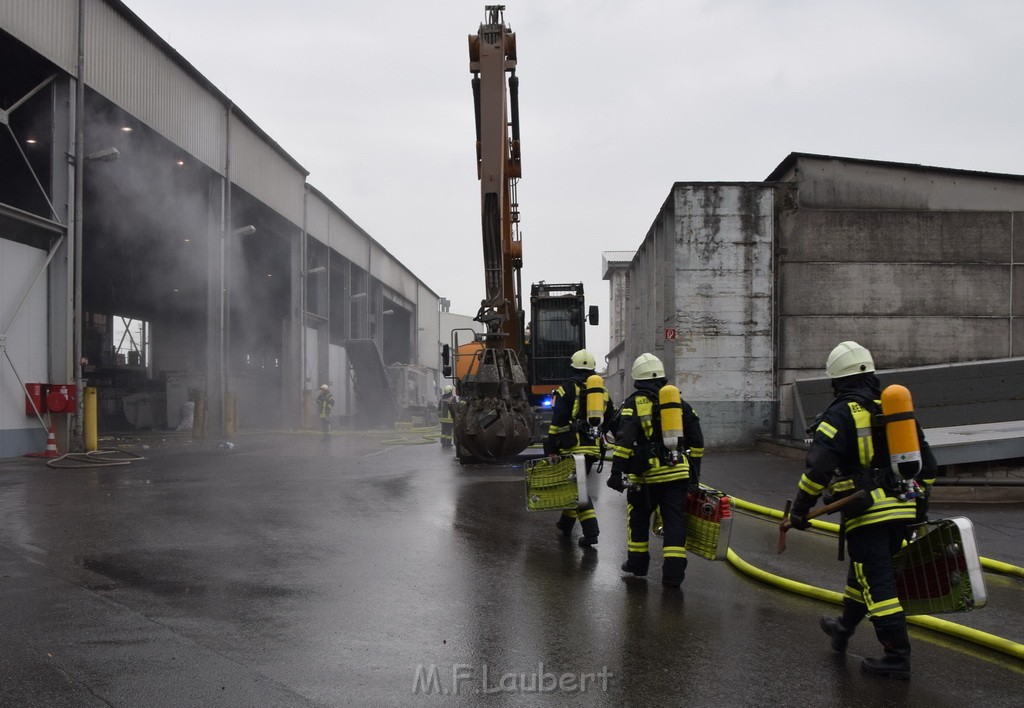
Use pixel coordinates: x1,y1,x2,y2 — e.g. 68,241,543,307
778,500,793,553
778,490,867,551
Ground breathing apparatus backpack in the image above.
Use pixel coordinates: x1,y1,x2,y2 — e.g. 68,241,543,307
816,384,924,503
629,384,685,469
657,384,685,466
583,374,607,440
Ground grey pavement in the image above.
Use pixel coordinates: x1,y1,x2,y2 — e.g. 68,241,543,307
1,432,1022,707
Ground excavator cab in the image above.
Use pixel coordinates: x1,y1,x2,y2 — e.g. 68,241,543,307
527,283,592,395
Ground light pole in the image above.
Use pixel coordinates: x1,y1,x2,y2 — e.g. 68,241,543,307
222,224,255,437
300,264,326,422
71,146,121,450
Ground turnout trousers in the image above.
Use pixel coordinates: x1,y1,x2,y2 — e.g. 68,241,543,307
841,520,910,631
625,479,688,583
556,456,600,539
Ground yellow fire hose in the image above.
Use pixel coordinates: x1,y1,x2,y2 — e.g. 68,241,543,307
723,494,1024,662
728,495,1024,579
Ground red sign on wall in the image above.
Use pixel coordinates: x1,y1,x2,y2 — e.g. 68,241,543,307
665,328,677,340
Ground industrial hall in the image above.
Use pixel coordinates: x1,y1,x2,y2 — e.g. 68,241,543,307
0,0,441,458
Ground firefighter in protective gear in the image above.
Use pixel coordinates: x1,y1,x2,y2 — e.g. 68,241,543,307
438,385,457,448
544,349,615,548
316,384,335,440
788,341,936,679
607,353,704,588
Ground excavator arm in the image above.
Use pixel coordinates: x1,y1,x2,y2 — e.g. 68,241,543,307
450,5,534,463
468,4,524,353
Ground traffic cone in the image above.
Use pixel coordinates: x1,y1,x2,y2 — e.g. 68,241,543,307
24,425,59,459
43,425,59,458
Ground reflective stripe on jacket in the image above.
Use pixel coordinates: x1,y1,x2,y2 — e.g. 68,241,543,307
612,393,690,484
546,378,613,457
799,394,935,530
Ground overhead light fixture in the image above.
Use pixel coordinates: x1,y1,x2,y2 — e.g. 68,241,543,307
233,225,256,236
176,159,185,166
304,266,326,274
382,309,395,316
121,126,133,132
86,147,120,162
26,138,37,145
351,292,367,300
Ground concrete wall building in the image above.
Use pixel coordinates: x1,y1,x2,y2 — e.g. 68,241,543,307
600,251,633,402
0,1,441,456
606,153,1024,448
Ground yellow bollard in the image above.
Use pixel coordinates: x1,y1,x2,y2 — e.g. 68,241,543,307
302,389,312,430
225,393,237,439
84,386,98,452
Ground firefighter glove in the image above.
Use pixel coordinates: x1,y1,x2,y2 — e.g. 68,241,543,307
607,471,627,493
788,513,811,531
788,507,811,531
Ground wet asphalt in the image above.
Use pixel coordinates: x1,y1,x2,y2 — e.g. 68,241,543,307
0,431,1022,707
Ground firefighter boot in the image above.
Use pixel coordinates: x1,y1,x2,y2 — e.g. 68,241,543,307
820,616,854,652
555,513,576,538
862,626,911,680
577,512,599,548
661,554,687,588
621,552,649,577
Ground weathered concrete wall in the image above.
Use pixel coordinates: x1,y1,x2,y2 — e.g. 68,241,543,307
615,155,1024,448
772,156,1024,438
772,155,1024,211
624,184,776,447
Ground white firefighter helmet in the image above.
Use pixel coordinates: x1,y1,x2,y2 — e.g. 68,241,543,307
631,353,665,380
570,349,596,370
443,384,454,394
320,384,329,391
825,341,875,378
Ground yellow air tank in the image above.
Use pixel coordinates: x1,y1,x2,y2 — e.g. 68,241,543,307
585,374,605,428
881,384,922,478
658,384,684,450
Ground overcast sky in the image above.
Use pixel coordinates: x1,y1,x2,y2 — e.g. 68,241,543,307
123,0,1024,363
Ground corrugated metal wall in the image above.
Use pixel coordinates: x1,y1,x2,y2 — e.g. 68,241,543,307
3,1,305,227
0,241,49,455
87,0,226,172
228,113,305,225
0,0,78,75
307,195,370,269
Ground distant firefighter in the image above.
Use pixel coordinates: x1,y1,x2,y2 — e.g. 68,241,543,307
545,349,615,548
316,384,335,441
437,385,458,449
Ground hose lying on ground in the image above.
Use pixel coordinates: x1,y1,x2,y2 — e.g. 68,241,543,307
720,493,1024,662
46,449,146,469
728,494,1024,580
725,547,1024,662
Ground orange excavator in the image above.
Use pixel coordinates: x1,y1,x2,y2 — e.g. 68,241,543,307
442,6,597,463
